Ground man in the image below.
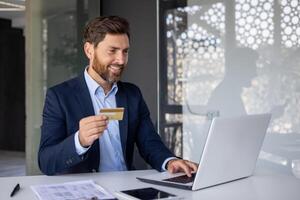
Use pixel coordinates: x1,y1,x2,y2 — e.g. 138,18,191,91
38,16,197,176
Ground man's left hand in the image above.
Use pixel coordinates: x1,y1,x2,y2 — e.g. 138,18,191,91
167,159,198,177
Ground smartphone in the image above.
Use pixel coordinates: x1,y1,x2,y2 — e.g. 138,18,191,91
114,187,181,200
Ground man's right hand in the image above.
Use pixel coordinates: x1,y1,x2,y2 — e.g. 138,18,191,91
78,115,108,147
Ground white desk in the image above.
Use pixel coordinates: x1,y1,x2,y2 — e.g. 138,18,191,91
1,170,300,200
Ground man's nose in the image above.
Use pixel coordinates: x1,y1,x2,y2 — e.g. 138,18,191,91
115,52,127,65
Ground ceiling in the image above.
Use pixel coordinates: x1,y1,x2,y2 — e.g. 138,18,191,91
0,0,25,28
0,0,80,29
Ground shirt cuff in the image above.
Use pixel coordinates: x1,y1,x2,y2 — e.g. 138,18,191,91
74,131,90,155
161,157,178,171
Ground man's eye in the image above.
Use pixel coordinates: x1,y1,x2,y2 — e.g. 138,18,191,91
108,49,116,54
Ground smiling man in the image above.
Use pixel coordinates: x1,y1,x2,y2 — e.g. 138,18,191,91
38,16,197,176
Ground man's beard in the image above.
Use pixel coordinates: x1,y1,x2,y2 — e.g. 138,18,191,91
92,55,124,84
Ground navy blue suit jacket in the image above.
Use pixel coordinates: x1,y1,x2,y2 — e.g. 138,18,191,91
38,72,174,175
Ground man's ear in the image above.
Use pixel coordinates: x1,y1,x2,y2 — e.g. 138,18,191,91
84,42,94,59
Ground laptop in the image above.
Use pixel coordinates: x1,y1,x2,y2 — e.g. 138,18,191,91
137,113,271,191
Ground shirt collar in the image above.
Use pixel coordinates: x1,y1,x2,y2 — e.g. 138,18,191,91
84,67,118,97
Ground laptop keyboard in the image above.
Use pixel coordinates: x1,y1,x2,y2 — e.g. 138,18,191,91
163,173,196,184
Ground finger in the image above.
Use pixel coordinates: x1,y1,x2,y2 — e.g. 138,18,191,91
79,131,101,147
87,126,107,136
168,164,174,174
98,114,109,120
81,115,108,124
79,122,107,140
83,120,108,131
167,159,178,173
176,161,192,177
185,161,198,173
183,166,192,177
94,114,109,121
80,115,98,124
80,125,107,139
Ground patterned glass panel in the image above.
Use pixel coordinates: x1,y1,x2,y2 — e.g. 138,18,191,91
281,0,300,48
236,0,274,49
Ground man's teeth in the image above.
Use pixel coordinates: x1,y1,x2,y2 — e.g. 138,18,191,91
110,65,122,70
109,65,122,73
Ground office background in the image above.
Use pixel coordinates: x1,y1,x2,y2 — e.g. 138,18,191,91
0,0,300,179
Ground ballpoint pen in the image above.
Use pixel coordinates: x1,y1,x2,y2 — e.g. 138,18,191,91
10,183,20,197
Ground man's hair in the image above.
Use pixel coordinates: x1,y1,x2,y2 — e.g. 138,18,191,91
83,16,130,47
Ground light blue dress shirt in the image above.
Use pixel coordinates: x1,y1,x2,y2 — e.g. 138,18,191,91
74,68,175,171
74,68,127,172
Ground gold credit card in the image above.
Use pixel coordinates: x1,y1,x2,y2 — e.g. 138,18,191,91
99,107,124,120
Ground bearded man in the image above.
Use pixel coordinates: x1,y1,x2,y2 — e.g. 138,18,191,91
38,16,197,176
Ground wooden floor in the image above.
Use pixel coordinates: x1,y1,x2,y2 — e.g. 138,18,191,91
0,150,25,177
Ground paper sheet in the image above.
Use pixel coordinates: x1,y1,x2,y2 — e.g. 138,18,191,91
31,180,115,200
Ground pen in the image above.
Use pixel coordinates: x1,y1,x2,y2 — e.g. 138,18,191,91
10,183,20,197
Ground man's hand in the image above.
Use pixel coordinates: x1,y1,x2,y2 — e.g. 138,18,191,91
167,159,198,177
79,115,108,147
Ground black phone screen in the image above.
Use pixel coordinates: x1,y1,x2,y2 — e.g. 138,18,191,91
121,187,176,200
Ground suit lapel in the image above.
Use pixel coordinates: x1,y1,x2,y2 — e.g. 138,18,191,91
116,82,128,161
74,72,100,170
74,72,95,117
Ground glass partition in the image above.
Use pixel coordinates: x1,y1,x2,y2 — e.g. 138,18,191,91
159,0,300,178
26,0,100,175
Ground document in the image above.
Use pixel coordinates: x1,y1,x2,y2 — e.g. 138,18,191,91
31,180,115,200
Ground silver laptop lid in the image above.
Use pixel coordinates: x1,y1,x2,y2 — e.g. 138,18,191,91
192,113,271,190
